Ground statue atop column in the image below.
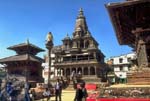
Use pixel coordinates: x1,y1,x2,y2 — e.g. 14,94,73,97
46,32,53,42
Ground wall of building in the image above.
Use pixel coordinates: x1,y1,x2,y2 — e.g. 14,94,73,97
107,52,136,83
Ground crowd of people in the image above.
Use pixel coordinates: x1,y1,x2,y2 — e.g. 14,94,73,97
41,78,63,101
41,77,88,101
0,73,88,101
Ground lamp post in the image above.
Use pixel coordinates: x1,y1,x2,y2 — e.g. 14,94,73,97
45,32,53,87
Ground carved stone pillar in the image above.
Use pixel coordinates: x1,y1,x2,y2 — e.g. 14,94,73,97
78,41,80,48
95,66,97,76
94,52,97,60
84,40,86,48
88,67,90,75
132,28,150,68
64,68,66,77
82,67,84,75
76,67,78,73
69,68,71,76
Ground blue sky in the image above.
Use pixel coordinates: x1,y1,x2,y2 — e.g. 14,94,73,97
0,0,132,59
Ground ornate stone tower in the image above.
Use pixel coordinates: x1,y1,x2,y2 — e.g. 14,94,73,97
54,8,106,82
71,8,99,52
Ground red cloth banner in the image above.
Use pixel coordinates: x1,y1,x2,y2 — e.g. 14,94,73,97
87,98,150,101
85,84,97,90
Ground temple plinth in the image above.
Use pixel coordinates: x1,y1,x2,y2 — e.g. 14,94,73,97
106,0,150,84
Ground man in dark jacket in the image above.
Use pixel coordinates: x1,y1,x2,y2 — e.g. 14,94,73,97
74,84,84,101
81,84,88,101
55,79,62,101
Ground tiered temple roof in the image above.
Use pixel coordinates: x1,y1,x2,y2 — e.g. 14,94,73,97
106,0,150,47
0,41,44,64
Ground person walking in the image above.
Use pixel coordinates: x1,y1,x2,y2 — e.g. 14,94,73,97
81,84,88,101
6,82,13,101
55,79,62,101
74,84,83,101
24,82,30,101
71,71,75,79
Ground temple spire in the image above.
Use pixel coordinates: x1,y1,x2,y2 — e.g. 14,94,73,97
74,8,88,36
77,8,84,18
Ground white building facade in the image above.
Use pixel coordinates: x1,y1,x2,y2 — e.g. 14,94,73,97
107,52,136,83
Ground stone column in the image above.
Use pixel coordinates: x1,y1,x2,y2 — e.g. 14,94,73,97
88,55,90,61
95,66,97,76
45,32,53,87
69,68,71,76
64,68,66,77
84,40,86,48
61,68,63,76
88,67,90,75
76,56,78,61
76,67,78,74
82,67,84,76
94,52,96,60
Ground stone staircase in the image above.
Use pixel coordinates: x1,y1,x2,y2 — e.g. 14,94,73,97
64,76,101,90
82,76,101,84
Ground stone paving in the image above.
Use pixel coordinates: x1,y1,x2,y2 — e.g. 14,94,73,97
36,90,76,101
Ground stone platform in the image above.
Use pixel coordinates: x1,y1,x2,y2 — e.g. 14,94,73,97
103,84,150,98
127,69,150,85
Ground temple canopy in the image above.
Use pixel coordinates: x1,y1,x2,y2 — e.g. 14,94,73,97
8,42,45,55
0,54,43,64
106,0,150,47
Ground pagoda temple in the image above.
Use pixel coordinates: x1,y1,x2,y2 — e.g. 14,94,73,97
0,40,44,85
53,8,107,82
106,0,150,84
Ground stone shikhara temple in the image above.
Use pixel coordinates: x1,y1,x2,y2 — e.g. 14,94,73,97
106,0,150,84
53,8,107,81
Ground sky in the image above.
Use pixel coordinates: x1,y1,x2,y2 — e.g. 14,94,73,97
0,0,132,60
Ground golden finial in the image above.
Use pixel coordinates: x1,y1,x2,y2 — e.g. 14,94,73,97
79,8,83,12
79,8,83,16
